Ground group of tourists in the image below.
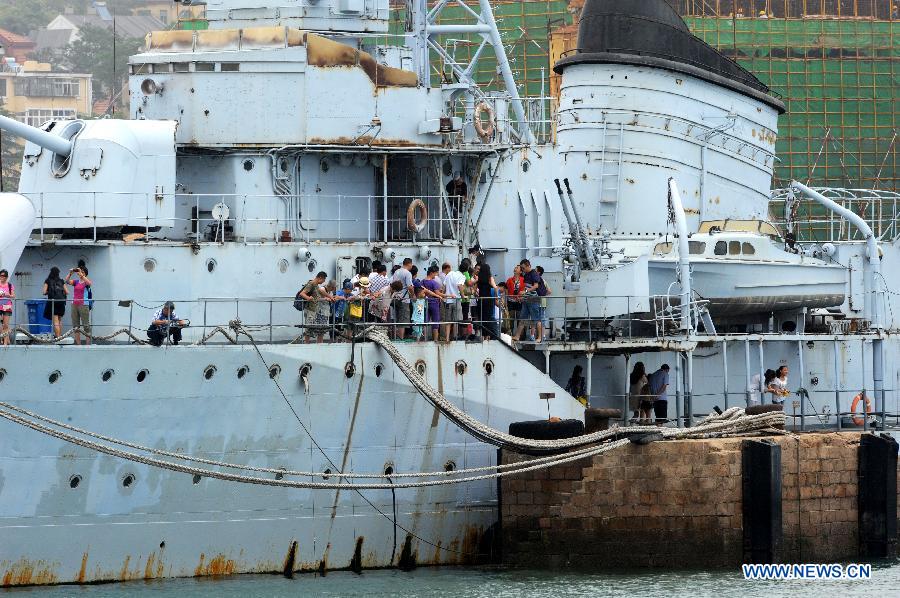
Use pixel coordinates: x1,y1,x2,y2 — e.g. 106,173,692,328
0,262,94,346
628,362,671,424
751,365,790,405
294,254,552,345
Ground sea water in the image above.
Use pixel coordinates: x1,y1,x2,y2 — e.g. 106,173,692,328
5,561,899,597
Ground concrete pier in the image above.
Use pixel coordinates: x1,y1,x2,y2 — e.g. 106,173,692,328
500,433,898,568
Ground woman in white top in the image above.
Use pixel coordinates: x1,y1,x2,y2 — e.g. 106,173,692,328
770,365,789,404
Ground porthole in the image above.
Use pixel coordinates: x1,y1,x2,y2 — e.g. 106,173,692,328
69,475,82,489
384,463,394,476
206,259,217,273
192,474,202,485
374,363,384,377
122,473,135,488
307,259,317,273
275,468,285,481
137,369,149,383
455,361,467,376
101,369,114,382
344,362,355,378
522,159,531,173
299,363,312,378
144,258,157,272
320,159,330,173
237,366,250,379
243,159,255,171
268,364,281,379
278,259,289,273
0,369,6,383
203,365,217,380
483,359,494,375
49,370,61,384
444,460,456,473
415,360,426,377
322,468,332,480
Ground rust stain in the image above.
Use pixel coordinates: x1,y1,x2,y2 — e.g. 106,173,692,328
77,552,88,583
305,33,418,88
195,553,235,576
143,551,164,579
306,136,440,148
1,559,59,586
282,541,297,578
119,556,131,581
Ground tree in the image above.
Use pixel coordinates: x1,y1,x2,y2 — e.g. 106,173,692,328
0,0,72,36
63,24,143,104
0,101,24,193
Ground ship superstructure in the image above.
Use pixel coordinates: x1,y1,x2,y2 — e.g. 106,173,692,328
0,0,899,587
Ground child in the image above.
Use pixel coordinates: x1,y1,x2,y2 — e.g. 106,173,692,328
412,287,427,341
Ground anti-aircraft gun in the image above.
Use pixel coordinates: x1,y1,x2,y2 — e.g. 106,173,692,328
0,114,177,237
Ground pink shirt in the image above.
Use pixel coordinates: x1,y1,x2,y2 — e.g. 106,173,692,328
0,282,12,312
71,280,88,306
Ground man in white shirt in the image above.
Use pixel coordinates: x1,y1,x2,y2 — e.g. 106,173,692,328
391,257,415,339
440,262,465,342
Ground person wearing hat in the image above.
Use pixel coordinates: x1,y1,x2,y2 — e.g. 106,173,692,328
147,301,187,346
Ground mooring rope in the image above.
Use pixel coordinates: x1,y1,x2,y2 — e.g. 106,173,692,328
356,325,785,451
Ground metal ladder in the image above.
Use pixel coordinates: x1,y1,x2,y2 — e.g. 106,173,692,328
596,121,624,229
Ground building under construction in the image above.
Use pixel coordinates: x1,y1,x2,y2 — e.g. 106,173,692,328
398,0,898,192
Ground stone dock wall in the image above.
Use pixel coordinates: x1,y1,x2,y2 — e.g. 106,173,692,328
500,433,898,568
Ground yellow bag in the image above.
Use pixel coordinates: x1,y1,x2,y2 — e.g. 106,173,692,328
349,303,363,319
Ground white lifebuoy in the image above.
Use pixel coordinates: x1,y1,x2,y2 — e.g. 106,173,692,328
474,101,495,142
407,199,428,233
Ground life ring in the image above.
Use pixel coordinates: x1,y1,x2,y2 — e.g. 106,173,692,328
406,199,428,233
474,101,495,142
851,393,873,426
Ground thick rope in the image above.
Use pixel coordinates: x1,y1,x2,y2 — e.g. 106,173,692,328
357,326,785,451
0,400,606,479
0,403,630,490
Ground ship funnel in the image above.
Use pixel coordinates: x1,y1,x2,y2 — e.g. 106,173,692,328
0,114,74,157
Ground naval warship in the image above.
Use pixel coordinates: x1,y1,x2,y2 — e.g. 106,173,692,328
0,0,898,586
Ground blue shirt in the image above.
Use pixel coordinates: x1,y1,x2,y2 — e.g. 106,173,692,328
649,369,670,401
524,270,547,296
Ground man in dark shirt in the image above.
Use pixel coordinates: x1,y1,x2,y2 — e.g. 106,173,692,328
446,172,468,200
512,260,546,343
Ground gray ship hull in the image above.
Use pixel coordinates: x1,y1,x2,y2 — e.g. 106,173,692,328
0,340,581,585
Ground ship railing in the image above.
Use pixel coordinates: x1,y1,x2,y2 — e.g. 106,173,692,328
443,94,557,146
771,187,900,243
3,292,860,349
20,192,462,244
586,388,900,433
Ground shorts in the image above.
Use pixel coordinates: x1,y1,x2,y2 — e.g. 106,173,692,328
639,399,655,411
44,299,65,319
395,302,411,325
441,301,462,322
71,304,91,336
520,302,540,322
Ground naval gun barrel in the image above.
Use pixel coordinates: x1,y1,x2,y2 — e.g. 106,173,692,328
0,114,73,157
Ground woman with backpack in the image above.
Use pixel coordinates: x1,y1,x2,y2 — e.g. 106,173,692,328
42,267,68,339
0,269,15,346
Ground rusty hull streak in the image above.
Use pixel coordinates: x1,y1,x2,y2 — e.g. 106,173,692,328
1,559,60,586
305,33,418,88
306,137,441,148
77,552,88,584
194,553,235,577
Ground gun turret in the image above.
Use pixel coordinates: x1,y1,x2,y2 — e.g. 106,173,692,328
0,114,73,157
